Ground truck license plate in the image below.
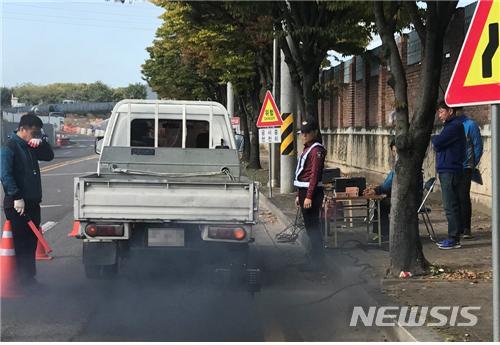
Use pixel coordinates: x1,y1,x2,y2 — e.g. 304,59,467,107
148,228,185,247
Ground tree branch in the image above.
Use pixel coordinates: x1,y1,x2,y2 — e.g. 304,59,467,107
405,2,426,46
373,1,410,146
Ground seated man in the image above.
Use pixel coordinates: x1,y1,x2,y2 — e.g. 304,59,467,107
363,140,396,242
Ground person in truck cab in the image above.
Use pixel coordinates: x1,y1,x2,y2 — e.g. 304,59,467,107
294,118,326,271
1,113,54,286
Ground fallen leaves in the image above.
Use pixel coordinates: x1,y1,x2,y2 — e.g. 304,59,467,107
427,266,492,281
259,210,277,224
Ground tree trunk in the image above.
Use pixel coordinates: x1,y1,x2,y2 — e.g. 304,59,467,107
373,1,457,277
302,67,319,122
247,121,262,169
390,153,428,275
238,96,251,162
247,92,262,169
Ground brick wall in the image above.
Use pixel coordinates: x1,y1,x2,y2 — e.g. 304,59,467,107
318,5,491,128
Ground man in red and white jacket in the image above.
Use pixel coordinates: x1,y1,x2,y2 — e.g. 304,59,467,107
294,118,326,270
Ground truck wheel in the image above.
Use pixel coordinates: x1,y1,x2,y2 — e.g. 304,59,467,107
84,263,118,279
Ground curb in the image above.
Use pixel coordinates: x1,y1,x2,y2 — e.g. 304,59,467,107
258,191,443,342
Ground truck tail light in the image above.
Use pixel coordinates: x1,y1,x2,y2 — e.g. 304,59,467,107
233,228,246,240
207,226,247,241
85,224,124,237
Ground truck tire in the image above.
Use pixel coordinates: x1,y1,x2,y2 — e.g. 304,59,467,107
84,263,118,279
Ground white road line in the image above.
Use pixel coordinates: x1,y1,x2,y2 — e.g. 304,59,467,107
40,205,63,208
41,221,58,233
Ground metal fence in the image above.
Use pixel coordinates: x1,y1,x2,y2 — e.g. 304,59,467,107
4,101,116,116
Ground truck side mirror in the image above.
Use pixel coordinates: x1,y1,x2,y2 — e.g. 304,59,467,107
95,137,104,155
234,134,244,152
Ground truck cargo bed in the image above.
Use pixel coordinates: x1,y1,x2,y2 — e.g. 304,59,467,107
74,174,258,223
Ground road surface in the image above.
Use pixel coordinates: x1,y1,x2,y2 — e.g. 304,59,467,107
1,135,388,341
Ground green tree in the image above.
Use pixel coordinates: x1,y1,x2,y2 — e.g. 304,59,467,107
125,83,147,99
275,1,372,121
83,81,114,102
1,87,13,107
142,3,223,101
11,82,143,104
143,2,274,168
185,2,275,168
372,1,458,275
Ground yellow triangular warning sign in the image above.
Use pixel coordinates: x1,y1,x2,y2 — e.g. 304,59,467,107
445,0,500,106
257,91,283,128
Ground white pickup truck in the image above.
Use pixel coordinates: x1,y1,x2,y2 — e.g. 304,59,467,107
72,100,259,285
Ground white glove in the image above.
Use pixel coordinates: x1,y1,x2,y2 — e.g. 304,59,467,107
28,138,43,148
14,199,25,215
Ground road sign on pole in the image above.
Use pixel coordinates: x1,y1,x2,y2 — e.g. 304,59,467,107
257,91,282,198
445,0,500,340
259,127,281,144
257,91,283,128
445,0,500,107
230,117,240,133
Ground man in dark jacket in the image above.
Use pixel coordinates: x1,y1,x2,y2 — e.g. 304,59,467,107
1,113,54,285
456,111,483,239
432,102,466,250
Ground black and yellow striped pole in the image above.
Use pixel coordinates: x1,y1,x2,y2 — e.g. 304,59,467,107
280,112,295,156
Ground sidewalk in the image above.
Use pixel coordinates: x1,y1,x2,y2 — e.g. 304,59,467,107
245,158,493,342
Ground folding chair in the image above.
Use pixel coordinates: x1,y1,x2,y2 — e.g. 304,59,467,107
418,177,439,243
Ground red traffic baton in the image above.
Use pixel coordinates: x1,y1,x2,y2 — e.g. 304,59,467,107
27,220,53,254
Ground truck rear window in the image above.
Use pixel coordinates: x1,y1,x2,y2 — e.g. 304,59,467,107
130,119,210,148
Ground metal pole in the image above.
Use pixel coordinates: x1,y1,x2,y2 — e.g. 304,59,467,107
271,37,280,188
269,143,272,198
492,104,499,342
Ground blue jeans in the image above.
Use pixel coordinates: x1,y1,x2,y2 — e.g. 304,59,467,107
439,172,464,241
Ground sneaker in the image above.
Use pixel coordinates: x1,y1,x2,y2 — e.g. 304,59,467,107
369,235,389,244
436,239,446,246
438,239,462,250
463,234,473,240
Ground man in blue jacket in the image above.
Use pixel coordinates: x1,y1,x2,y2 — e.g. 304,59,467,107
432,102,466,250
364,140,397,242
1,113,54,285
456,111,483,239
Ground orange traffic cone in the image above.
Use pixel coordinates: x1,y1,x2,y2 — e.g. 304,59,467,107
68,221,80,237
0,221,20,298
36,228,53,261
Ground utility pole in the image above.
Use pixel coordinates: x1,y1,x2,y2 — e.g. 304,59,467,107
280,48,297,194
226,82,234,117
271,37,280,189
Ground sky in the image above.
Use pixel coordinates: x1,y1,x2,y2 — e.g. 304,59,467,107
1,0,477,88
1,0,163,88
